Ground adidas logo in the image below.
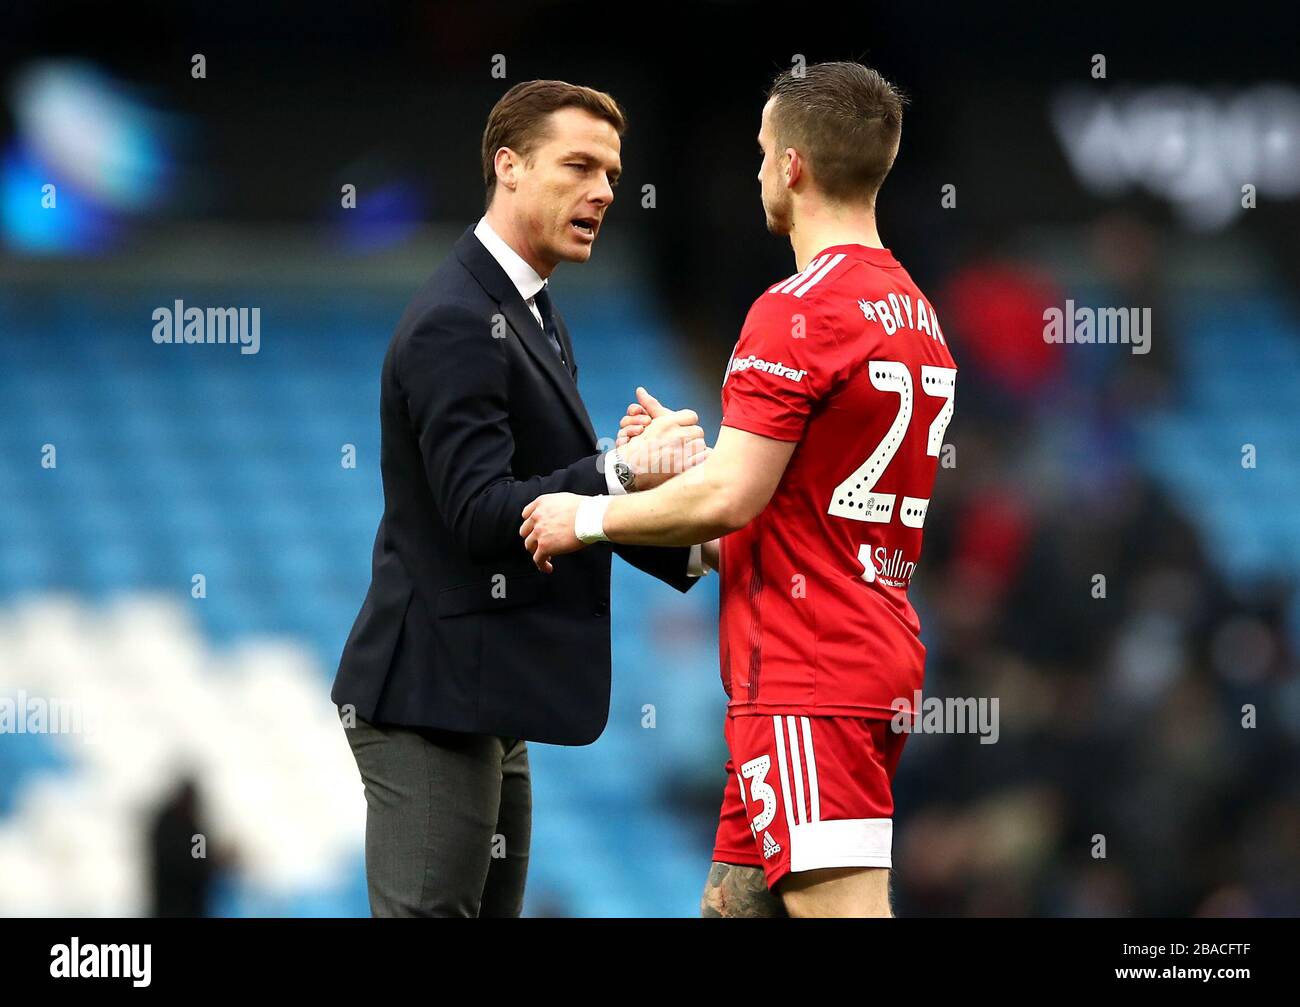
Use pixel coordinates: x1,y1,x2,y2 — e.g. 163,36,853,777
762,831,782,860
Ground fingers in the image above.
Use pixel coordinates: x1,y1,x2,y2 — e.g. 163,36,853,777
618,408,647,448
685,447,711,469
636,386,667,418
526,533,553,573
629,409,695,443
618,414,646,449
528,533,552,573
521,510,554,573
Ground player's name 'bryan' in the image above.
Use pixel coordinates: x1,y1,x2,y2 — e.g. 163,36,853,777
1042,300,1151,354
857,293,946,343
151,300,261,355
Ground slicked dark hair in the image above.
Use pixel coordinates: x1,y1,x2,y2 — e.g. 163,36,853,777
482,79,626,208
767,61,905,205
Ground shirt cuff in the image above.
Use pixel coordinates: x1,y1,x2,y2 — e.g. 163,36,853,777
604,450,629,496
687,543,708,577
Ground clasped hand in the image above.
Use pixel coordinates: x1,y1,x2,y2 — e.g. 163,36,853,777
520,387,706,572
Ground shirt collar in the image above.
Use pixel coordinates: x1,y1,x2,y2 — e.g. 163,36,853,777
474,217,547,303
812,243,899,269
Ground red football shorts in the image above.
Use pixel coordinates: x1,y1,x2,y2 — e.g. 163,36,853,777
712,713,908,888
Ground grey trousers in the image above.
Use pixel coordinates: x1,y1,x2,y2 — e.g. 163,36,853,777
339,709,532,917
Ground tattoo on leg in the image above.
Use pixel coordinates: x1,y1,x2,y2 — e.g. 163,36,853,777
700,862,788,918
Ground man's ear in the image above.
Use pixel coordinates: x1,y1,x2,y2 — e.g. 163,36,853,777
494,146,519,193
783,148,802,189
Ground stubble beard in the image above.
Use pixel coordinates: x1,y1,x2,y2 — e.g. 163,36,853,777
764,196,792,237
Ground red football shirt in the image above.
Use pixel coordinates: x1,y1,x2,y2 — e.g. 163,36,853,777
718,244,957,718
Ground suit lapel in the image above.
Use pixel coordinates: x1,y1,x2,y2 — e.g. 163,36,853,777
553,310,578,380
453,228,597,444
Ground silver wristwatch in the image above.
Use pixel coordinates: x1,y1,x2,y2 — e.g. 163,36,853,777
611,448,637,492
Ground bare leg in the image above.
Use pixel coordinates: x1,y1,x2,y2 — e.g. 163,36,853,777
700,862,788,918
777,866,893,918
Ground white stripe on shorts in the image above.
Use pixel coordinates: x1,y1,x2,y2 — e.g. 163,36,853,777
772,715,797,834
801,716,820,823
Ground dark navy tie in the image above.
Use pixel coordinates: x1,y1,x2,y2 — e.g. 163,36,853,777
532,285,567,368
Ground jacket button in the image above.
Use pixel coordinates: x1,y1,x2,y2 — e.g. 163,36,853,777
593,600,609,617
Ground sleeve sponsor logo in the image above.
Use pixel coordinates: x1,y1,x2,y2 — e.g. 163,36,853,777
729,353,808,383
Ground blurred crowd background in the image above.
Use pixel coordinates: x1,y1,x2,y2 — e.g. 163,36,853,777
1,3,1297,916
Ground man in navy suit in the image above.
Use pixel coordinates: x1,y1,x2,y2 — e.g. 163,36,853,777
332,80,708,917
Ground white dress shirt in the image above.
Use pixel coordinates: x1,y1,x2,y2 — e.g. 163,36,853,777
474,217,548,330
473,217,706,576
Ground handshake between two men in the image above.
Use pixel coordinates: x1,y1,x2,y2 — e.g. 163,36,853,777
520,386,709,574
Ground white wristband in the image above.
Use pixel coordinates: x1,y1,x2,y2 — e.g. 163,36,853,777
574,495,612,544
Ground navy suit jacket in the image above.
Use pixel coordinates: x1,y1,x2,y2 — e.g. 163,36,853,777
332,227,698,745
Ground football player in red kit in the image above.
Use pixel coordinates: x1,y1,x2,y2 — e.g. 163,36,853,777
520,61,955,917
